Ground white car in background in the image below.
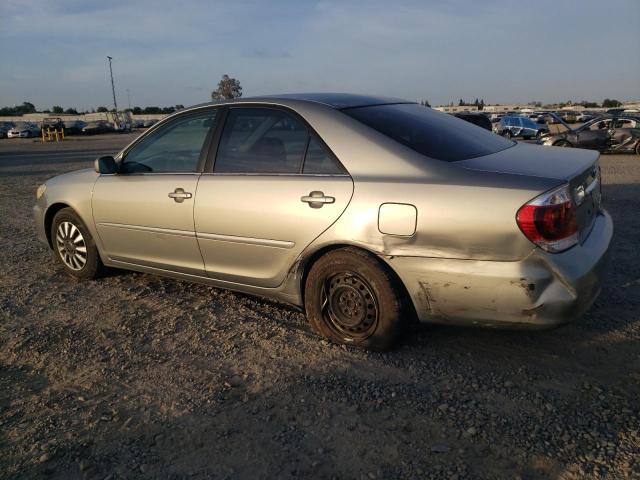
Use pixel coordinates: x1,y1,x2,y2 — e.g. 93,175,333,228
7,123,39,138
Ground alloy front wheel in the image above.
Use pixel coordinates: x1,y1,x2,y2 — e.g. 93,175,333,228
55,221,87,270
51,207,102,279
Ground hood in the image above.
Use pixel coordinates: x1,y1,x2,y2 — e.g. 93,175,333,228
46,168,98,188
456,141,599,182
548,113,574,132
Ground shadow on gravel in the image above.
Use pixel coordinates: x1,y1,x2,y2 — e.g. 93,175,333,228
0,170,61,177
1,170,638,479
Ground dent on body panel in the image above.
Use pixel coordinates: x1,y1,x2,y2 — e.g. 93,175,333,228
384,253,559,325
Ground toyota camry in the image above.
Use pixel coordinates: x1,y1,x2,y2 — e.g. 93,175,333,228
34,94,612,350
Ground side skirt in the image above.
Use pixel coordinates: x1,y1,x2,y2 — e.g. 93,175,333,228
104,258,303,308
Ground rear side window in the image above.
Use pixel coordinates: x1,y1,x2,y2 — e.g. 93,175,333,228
214,108,308,174
302,136,346,174
343,103,514,162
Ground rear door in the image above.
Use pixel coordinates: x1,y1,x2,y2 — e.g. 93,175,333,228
92,109,218,275
194,106,353,288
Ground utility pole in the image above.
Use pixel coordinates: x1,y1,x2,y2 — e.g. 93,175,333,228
107,56,118,112
126,89,131,110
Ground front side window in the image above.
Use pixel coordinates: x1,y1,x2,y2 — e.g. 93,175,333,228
214,108,308,174
121,110,216,173
587,119,611,131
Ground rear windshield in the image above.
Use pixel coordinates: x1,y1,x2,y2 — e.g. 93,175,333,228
342,103,514,162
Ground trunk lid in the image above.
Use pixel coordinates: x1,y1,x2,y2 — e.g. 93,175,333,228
457,142,602,243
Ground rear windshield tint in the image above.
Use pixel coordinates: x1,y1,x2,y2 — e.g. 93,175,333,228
342,103,514,161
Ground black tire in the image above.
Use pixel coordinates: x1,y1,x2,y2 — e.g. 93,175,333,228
502,130,512,139
304,247,404,351
51,208,102,280
635,142,640,157
554,140,572,148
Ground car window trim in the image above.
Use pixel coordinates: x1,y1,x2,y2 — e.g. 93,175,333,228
118,107,221,175
299,135,312,174
204,103,350,176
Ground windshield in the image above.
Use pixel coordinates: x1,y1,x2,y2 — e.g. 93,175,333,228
342,103,514,162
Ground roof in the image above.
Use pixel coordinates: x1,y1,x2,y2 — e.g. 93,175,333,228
222,93,413,109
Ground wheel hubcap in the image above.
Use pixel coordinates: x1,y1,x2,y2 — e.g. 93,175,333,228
55,221,87,270
321,272,378,340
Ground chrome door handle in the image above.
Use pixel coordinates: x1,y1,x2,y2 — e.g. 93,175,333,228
301,191,335,209
168,188,192,203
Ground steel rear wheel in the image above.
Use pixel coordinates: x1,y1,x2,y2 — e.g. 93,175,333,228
305,247,404,351
51,208,102,280
322,272,379,340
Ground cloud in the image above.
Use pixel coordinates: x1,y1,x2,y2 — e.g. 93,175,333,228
243,49,293,59
0,0,638,108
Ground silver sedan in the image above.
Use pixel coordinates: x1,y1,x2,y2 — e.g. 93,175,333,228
33,94,612,350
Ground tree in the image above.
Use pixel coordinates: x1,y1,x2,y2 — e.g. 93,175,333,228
458,98,464,106
65,108,78,115
602,98,622,108
52,106,64,114
420,100,431,107
97,106,109,112
212,74,242,101
18,102,36,114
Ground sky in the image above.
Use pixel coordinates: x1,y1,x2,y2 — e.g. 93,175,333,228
0,0,638,111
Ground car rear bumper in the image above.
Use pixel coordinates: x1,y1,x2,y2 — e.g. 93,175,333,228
386,210,613,328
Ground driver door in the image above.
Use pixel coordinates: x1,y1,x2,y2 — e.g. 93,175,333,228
577,119,610,150
609,118,637,151
92,109,218,275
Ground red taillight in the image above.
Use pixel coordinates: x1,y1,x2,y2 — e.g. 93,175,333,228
516,185,578,253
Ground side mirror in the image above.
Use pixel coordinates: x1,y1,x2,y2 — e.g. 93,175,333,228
94,155,118,174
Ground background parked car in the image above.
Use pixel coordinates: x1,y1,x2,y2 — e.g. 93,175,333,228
539,115,640,155
63,120,87,135
0,121,13,139
142,119,158,128
576,112,595,123
452,112,492,130
7,122,40,138
559,111,580,123
494,115,549,139
81,121,114,135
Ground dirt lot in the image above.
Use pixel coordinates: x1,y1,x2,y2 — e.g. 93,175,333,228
0,134,639,480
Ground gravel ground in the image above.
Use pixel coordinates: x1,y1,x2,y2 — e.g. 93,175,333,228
0,135,639,480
